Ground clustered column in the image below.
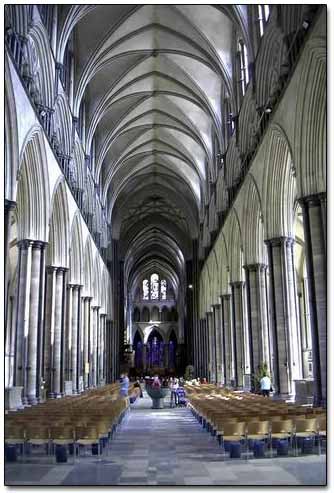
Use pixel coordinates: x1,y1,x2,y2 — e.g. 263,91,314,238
244,264,270,379
299,194,326,406
231,282,245,388
213,303,224,384
221,294,233,385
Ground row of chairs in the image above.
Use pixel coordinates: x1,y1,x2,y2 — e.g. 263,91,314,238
5,383,133,463
185,385,326,459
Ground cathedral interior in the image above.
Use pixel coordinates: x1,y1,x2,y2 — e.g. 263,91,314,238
4,4,327,486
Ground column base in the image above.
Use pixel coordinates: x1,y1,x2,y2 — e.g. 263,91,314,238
27,395,38,405
5,386,24,411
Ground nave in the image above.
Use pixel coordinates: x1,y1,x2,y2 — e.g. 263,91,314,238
5,390,326,486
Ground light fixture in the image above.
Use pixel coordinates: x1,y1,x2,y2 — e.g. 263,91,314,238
264,105,272,114
188,284,193,289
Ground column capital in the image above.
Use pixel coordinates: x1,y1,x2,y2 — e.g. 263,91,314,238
92,305,101,311
243,263,267,272
68,282,82,289
82,295,93,301
230,281,244,288
31,240,48,250
56,266,69,274
264,236,293,247
213,303,221,309
17,239,34,250
46,265,58,274
298,192,326,208
221,294,231,300
5,199,16,211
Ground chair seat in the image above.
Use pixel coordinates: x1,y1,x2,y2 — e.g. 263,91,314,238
247,434,267,440
295,432,316,438
53,439,73,445
271,433,291,439
5,439,25,444
76,439,98,445
222,435,244,441
28,439,49,445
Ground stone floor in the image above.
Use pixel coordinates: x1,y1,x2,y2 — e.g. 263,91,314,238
5,391,327,486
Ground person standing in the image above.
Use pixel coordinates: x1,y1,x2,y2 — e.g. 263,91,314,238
260,374,271,397
119,372,130,397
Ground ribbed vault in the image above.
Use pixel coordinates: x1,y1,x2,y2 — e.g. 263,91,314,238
56,4,245,302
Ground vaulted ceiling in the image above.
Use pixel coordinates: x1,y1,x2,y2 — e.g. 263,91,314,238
58,5,248,296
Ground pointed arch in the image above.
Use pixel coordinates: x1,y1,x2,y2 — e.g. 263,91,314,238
262,124,296,239
240,175,265,264
5,54,19,202
17,126,50,241
47,178,70,267
69,212,84,284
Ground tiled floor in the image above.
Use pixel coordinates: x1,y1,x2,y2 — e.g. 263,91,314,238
5,392,327,486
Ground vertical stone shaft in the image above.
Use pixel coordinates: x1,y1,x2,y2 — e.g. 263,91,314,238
299,194,327,406
214,303,224,384
26,242,43,404
222,295,233,385
14,241,33,389
231,282,245,388
53,268,65,397
71,285,80,393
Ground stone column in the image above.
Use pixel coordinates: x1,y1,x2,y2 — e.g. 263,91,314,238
71,285,80,393
26,242,46,404
83,297,91,388
265,237,301,398
206,312,216,383
213,303,224,384
244,264,270,380
299,194,326,406
51,268,65,397
5,200,16,328
231,282,245,388
43,266,57,395
14,240,33,401
221,294,233,386
91,306,99,386
99,314,106,384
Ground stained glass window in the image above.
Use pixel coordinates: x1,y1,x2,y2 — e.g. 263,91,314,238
161,279,167,300
143,279,149,300
150,273,159,299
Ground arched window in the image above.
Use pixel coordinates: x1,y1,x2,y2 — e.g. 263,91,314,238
258,5,270,37
143,279,149,300
150,273,159,299
160,279,167,300
238,40,249,96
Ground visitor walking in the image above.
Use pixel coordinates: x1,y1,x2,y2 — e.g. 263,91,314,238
260,374,272,397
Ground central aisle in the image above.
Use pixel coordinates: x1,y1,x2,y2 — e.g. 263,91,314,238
5,390,326,486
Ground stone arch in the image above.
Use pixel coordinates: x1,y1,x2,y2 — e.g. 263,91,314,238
16,126,50,242
5,53,19,202
240,175,265,264
142,306,150,323
47,178,70,267
262,124,296,239
26,21,54,108
83,237,93,296
69,212,84,285
53,94,72,156
151,306,159,322
294,36,326,197
225,208,243,283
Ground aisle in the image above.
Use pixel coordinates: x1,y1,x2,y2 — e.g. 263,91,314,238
5,392,326,486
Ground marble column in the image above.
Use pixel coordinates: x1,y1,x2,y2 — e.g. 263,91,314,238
213,303,224,384
221,294,233,386
299,194,326,406
51,268,66,397
244,264,270,380
26,242,46,404
71,285,80,393
265,237,301,398
231,282,245,388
